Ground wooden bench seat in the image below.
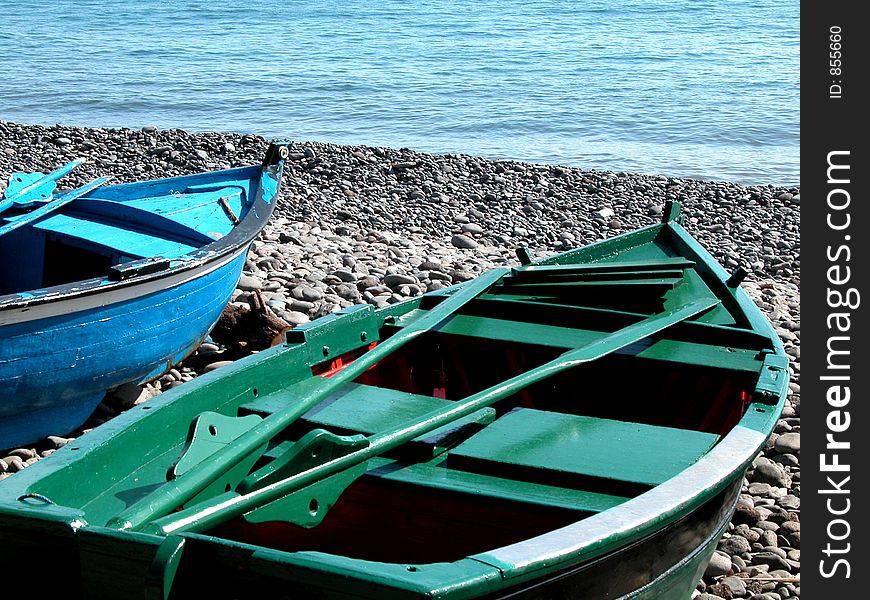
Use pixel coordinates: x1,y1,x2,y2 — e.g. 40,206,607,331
448,408,719,490
241,381,495,458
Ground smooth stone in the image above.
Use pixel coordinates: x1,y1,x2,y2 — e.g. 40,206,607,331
774,432,800,454
237,275,264,291
332,269,357,282
451,234,478,249
752,551,792,572
419,258,442,270
334,283,361,300
451,269,475,282
204,360,235,372
753,462,791,487
283,310,310,325
383,273,417,288
107,382,149,410
704,550,732,578
291,286,323,302
461,223,484,234
732,504,761,526
721,575,747,597
46,435,72,449
6,448,36,460
4,456,25,472
777,495,800,510
719,535,752,555
748,482,772,496
289,300,316,313
779,521,800,534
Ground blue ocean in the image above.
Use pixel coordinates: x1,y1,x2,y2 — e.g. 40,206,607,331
0,1,799,185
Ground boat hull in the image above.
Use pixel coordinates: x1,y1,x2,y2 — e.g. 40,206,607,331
0,246,247,448
0,477,740,599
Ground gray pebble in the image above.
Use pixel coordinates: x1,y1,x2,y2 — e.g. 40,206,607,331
704,550,732,578
719,534,752,555
237,275,264,291
283,311,311,326
204,360,235,372
383,273,417,288
720,575,747,597
451,234,478,249
774,432,800,454
753,462,791,487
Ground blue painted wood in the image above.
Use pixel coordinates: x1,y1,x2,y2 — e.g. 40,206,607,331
0,159,84,212
0,177,111,238
0,143,290,449
0,250,246,447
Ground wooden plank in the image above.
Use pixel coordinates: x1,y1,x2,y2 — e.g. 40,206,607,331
502,269,686,285
244,382,495,455
33,213,198,258
487,278,681,298
389,311,762,372
244,382,450,434
449,408,719,488
512,257,696,276
365,457,629,514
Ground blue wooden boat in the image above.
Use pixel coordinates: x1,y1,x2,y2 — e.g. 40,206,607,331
0,142,290,449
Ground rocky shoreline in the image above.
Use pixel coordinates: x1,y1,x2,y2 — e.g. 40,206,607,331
0,121,800,598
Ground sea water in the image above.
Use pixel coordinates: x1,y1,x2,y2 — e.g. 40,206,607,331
0,0,799,185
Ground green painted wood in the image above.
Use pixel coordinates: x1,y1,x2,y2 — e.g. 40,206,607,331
489,278,681,296
264,383,451,433
465,296,774,349
246,382,496,457
450,408,719,487
366,457,629,514
391,310,762,373
510,257,696,277
502,269,686,284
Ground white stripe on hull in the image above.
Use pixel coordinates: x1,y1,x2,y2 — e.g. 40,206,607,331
0,247,246,327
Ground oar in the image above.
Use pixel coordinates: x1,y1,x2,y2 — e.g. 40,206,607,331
107,267,511,532
0,176,112,238
143,296,719,536
0,159,85,213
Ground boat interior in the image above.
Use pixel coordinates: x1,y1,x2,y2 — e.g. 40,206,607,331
0,168,257,296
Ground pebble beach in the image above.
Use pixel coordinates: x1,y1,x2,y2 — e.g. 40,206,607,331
0,121,800,598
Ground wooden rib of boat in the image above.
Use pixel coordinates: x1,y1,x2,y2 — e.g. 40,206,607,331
0,143,290,449
0,201,788,599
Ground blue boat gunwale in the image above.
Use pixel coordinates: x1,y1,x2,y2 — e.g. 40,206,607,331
0,142,290,314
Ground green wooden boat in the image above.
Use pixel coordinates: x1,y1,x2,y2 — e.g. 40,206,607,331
0,202,787,599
